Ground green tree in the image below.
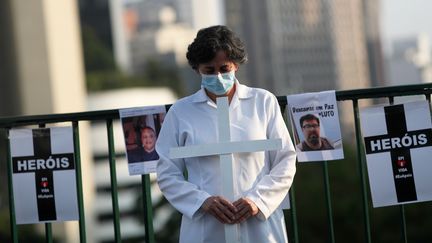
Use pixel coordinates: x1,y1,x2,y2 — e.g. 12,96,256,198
81,25,185,96
81,25,116,72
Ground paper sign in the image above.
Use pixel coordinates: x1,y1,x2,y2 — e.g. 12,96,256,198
360,100,432,207
120,105,166,175
9,127,78,224
287,90,344,162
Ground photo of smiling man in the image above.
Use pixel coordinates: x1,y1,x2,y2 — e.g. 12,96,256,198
120,105,166,174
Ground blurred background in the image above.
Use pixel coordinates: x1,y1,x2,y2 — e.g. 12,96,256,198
0,0,431,242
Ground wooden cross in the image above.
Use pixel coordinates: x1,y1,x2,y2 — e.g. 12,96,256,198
169,96,282,243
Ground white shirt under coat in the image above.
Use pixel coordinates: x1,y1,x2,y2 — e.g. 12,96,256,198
156,81,297,243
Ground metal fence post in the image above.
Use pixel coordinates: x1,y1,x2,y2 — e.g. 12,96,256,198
352,99,372,243
142,174,155,243
6,128,19,243
289,185,299,243
323,161,335,243
107,119,122,242
73,121,87,243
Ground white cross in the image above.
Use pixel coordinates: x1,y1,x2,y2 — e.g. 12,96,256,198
169,96,282,243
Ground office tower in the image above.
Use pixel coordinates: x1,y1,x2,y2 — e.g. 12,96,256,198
362,0,386,87
225,0,376,95
387,34,432,85
0,1,93,243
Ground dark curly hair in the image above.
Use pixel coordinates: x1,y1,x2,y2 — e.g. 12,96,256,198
300,114,320,127
186,25,248,70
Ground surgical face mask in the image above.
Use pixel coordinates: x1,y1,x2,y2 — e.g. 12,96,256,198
201,71,236,95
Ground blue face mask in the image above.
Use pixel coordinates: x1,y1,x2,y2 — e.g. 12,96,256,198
201,71,236,95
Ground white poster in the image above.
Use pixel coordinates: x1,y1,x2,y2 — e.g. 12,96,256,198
360,100,432,207
120,105,166,175
9,127,78,224
287,90,344,162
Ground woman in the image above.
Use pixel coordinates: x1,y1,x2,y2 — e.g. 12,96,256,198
156,25,296,243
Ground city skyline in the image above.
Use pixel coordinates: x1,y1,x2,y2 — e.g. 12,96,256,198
381,0,432,54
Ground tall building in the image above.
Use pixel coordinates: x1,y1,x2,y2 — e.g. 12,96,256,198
386,33,432,86
108,0,224,69
0,1,94,243
189,0,225,31
362,0,387,87
128,6,196,72
225,0,385,139
225,0,375,95
106,0,224,93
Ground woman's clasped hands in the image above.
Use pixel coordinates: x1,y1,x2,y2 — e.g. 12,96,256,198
201,196,259,224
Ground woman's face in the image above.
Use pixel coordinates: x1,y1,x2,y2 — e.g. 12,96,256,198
197,50,238,100
197,50,238,75
141,128,156,152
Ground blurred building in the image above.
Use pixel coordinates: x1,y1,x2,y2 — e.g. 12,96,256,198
189,0,226,31
225,0,383,95
224,0,386,138
127,6,195,73
78,0,225,96
115,0,223,31
362,0,387,87
0,1,94,243
386,33,432,85
107,0,224,94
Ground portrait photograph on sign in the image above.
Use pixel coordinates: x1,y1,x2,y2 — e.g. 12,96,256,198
360,100,432,207
287,90,344,162
9,126,78,224
120,105,166,175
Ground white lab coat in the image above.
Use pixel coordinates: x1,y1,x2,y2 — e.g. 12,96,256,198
156,82,297,243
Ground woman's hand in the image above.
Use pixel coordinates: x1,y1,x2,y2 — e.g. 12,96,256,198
201,196,237,224
233,197,259,223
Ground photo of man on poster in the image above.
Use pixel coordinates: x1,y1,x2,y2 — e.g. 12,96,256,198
119,105,166,175
287,90,344,162
122,114,163,163
296,114,335,151
128,126,159,162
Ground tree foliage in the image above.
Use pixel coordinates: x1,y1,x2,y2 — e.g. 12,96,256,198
81,25,185,96
81,25,116,73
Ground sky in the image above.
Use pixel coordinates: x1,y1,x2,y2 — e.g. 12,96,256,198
381,0,432,54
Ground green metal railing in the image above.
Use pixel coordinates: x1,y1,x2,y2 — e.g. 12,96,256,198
1,83,432,242
1,107,160,243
